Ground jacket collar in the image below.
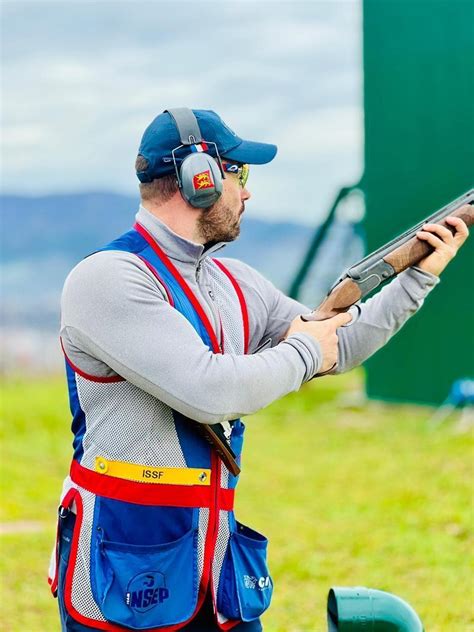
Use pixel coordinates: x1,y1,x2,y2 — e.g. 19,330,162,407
136,204,227,266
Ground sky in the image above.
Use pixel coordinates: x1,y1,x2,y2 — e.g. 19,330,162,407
1,0,363,224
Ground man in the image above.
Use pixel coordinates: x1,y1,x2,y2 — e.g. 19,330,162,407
49,108,469,632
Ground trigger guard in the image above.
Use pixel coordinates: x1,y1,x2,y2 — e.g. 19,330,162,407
342,304,361,326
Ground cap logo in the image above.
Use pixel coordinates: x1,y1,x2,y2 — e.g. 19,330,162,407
193,170,214,190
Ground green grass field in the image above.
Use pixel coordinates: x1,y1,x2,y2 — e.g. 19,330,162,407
1,372,473,631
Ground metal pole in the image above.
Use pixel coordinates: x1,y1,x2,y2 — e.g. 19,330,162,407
288,185,356,300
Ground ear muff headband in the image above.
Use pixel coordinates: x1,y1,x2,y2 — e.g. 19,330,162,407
166,108,203,145
165,107,224,209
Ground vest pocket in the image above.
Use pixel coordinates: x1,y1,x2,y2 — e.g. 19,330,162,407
92,527,199,629
217,521,273,622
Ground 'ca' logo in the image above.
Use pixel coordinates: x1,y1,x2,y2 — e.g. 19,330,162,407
243,575,271,590
126,572,170,613
258,576,271,589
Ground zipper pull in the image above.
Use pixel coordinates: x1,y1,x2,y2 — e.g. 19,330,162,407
208,289,215,301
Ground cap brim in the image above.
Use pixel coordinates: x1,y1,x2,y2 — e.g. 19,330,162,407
222,139,277,165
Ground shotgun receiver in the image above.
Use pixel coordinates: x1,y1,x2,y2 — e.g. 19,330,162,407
304,189,474,322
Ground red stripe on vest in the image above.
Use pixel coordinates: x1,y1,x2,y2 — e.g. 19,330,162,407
48,488,77,597
212,259,250,354
60,338,125,383
70,459,235,511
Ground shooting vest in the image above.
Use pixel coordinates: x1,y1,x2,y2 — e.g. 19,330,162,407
49,222,273,631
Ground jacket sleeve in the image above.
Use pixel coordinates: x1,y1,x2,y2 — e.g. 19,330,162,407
60,251,322,425
217,258,440,374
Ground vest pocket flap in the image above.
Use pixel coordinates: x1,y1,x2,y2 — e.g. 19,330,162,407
217,521,273,622
92,528,199,630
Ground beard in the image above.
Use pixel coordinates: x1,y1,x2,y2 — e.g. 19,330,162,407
196,197,244,244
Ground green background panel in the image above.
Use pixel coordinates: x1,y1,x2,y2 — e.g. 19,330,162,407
362,0,474,404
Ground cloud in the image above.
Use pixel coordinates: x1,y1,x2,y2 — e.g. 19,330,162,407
276,106,363,158
1,0,363,222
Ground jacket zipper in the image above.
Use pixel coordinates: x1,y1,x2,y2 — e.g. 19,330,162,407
196,263,223,348
196,261,202,281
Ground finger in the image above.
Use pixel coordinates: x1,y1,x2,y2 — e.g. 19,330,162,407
331,312,353,328
445,216,470,246
421,222,455,244
416,230,454,253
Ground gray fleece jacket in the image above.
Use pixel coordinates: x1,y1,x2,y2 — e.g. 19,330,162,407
60,205,439,424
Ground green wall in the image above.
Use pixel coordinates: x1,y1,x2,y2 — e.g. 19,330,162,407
363,0,474,404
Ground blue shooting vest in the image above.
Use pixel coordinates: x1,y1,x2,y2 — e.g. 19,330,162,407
51,222,273,631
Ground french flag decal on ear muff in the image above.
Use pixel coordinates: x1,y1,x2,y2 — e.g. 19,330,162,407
190,143,209,153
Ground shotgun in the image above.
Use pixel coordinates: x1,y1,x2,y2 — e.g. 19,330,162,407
201,190,473,475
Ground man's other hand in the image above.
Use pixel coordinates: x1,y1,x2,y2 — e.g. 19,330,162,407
415,213,470,277
284,312,352,374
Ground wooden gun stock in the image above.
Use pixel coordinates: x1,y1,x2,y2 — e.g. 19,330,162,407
308,277,363,321
383,204,473,274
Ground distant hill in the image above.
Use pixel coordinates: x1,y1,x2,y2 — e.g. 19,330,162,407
1,192,363,332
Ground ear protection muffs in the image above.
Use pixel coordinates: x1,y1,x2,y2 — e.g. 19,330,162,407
166,108,225,209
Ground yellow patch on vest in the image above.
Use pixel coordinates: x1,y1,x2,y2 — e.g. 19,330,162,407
94,457,211,486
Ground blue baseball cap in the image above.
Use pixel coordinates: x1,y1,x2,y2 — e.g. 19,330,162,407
136,109,278,182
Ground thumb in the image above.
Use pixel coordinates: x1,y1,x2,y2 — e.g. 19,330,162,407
330,311,353,328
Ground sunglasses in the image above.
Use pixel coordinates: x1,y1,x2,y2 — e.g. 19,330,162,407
222,162,249,189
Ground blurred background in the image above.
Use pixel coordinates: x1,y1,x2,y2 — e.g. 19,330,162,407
1,1,473,630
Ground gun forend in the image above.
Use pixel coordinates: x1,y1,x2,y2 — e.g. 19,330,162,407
304,190,473,322
383,201,473,274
